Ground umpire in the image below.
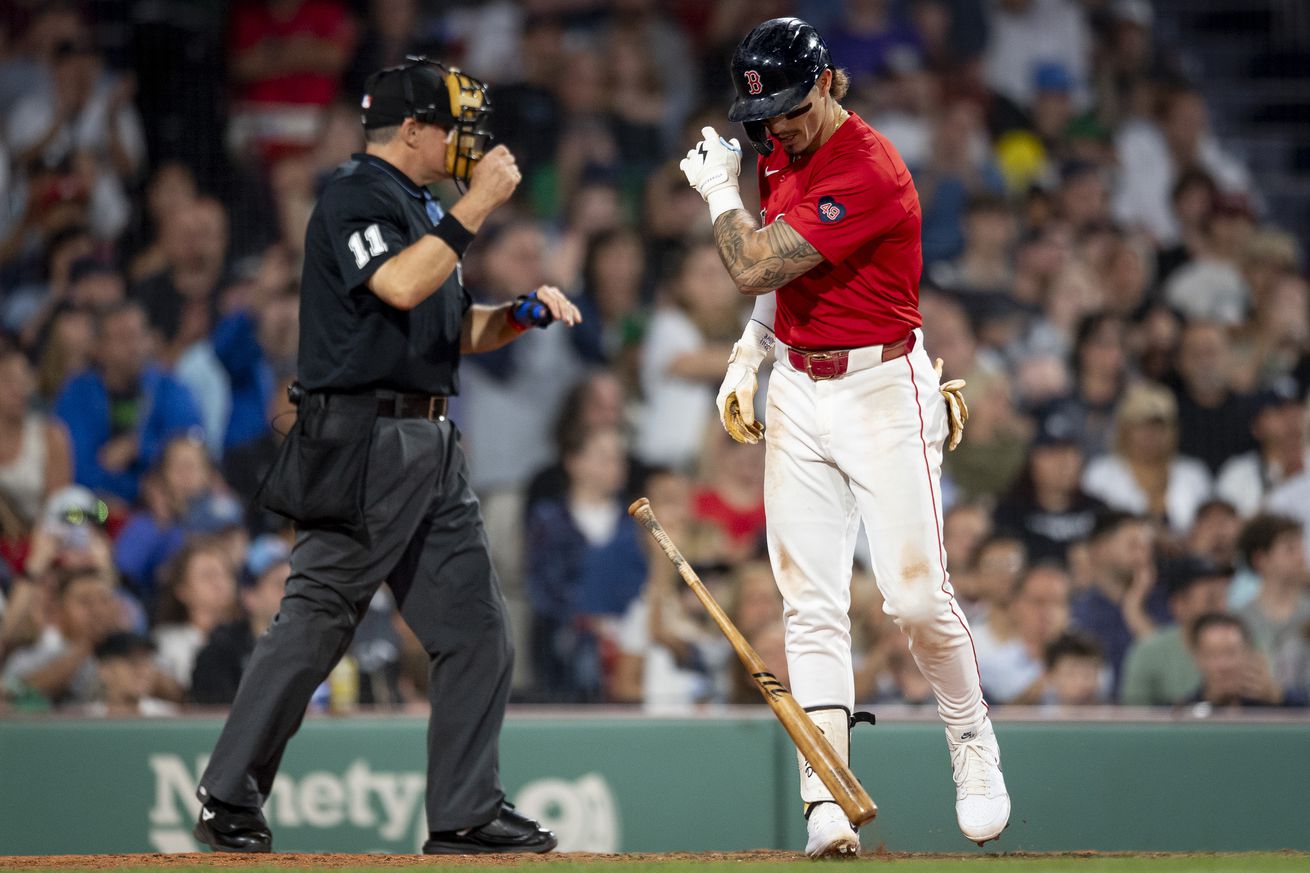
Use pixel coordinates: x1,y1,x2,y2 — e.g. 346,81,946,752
192,58,578,855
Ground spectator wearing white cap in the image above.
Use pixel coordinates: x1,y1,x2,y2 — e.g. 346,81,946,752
15,485,146,638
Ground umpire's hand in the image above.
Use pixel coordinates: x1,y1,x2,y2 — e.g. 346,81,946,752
467,145,521,208
508,285,581,330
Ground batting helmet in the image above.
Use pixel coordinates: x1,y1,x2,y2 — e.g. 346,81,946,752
728,18,832,155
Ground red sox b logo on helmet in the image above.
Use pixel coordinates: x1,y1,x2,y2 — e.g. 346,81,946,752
745,70,763,95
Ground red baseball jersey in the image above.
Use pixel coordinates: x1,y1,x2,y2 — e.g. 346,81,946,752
758,113,923,349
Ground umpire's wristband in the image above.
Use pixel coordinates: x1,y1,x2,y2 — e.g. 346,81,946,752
429,213,476,258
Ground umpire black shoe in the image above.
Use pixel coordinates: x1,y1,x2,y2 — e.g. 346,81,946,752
193,799,273,853
422,803,557,854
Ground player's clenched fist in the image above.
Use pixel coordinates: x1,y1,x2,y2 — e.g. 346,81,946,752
680,126,743,214
468,144,521,207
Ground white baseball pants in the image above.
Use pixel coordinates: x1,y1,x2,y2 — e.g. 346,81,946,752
764,330,986,730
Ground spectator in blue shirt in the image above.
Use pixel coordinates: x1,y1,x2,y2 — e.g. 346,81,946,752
211,308,273,450
54,301,204,505
209,257,299,452
112,435,213,606
525,426,647,702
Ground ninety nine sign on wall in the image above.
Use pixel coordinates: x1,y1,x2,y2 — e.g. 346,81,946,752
147,753,620,854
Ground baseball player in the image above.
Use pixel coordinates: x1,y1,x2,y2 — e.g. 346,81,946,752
679,19,1008,857
192,58,573,854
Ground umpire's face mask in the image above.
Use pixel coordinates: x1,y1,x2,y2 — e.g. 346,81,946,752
376,57,492,191
440,67,492,190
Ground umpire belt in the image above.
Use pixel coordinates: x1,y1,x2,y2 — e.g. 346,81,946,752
311,390,448,421
377,392,447,421
781,332,916,381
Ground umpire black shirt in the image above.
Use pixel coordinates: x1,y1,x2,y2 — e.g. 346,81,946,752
298,153,470,395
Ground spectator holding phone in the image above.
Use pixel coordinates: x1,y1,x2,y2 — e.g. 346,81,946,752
1186,613,1307,708
2,567,123,707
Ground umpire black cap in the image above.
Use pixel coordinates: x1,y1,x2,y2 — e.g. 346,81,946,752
361,64,453,129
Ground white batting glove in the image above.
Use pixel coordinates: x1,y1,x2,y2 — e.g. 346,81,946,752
679,126,745,222
716,320,775,444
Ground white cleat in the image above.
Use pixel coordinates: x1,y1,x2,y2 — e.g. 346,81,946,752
805,802,860,858
947,718,1011,846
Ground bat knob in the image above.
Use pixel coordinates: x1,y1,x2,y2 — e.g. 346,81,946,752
627,497,651,518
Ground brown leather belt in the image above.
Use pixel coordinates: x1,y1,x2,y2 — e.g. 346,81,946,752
786,333,915,381
376,393,448,420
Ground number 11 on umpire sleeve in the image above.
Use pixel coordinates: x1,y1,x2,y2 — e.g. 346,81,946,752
347,224,388,268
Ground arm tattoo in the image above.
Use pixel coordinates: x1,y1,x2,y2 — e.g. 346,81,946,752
712,211,823,293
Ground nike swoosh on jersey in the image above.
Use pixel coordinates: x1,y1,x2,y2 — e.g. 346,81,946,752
764,168,781,176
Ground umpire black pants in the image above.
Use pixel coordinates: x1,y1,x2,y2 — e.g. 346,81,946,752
197,414,513,832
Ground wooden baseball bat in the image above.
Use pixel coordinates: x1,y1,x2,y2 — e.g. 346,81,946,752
628,497,878,826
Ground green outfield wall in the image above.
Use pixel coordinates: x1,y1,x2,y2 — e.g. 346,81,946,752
0,712,1306,855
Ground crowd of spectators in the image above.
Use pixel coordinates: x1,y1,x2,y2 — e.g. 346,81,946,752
0,0,1308,717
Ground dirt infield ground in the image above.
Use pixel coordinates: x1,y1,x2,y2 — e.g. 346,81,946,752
0,855,800,868
1,853,1308,873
